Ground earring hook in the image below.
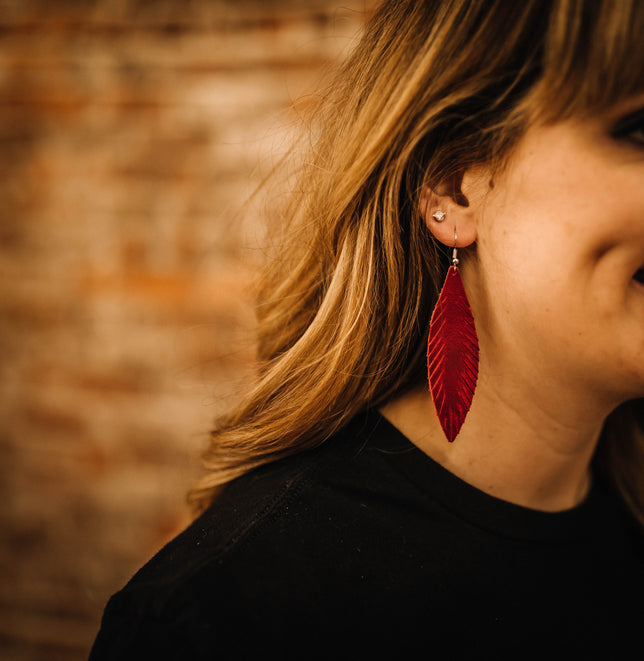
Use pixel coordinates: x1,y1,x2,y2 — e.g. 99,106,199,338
452,227,459,270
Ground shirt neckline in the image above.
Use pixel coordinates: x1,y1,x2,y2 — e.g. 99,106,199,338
356,409,610,543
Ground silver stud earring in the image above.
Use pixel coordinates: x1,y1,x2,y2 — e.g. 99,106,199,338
432,209,446,222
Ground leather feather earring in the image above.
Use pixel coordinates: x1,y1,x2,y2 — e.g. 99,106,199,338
426,223,479,442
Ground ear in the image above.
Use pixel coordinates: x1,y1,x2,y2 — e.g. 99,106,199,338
419,171,478,249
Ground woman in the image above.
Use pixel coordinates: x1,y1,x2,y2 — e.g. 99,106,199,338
91,0,644,658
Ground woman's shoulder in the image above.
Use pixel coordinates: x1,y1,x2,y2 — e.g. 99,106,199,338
90,410,424,657
125,410,411,586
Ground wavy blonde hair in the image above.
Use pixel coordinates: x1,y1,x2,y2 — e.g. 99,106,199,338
190,0,644,524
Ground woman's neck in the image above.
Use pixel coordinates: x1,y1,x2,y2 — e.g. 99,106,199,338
379,373,609,512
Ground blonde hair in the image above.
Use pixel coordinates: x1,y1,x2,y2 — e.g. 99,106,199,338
190,0,644,523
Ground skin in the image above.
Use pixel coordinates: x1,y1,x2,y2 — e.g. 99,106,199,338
382,98,644,512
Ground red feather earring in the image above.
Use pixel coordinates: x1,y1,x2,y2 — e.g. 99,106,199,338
427,218,479,442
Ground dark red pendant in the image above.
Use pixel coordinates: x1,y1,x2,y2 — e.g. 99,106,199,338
427,266,479,442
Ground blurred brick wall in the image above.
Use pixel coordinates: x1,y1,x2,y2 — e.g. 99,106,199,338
0,1,373,658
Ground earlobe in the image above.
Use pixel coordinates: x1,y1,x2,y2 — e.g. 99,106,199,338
419,180,477,249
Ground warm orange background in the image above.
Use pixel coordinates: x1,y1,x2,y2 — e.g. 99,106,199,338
0,2,373,658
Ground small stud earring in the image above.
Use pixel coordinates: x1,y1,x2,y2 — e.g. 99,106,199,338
432,209,446,222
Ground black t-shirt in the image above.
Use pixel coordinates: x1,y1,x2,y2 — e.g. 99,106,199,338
90,411,644,660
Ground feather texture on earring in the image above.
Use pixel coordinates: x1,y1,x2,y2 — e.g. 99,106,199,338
426,266,479,442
